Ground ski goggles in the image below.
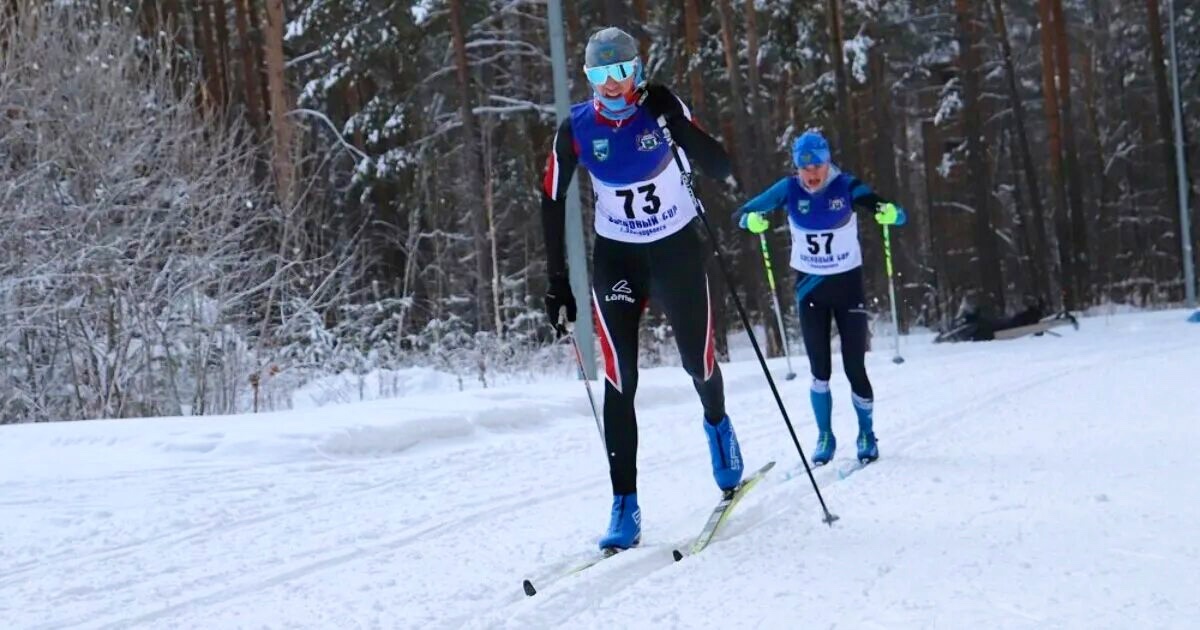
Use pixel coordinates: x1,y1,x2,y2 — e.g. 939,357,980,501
583,60,638,86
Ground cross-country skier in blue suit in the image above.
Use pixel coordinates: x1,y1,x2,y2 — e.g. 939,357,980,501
733,130,907,466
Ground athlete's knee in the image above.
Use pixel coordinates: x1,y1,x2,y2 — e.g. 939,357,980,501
677,332,717,382
611,366,639,396
808,359,832,381
680,352,715,382
806,348,832,381
842,359,873,398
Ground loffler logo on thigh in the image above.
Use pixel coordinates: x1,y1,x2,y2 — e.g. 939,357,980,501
605,279,636,304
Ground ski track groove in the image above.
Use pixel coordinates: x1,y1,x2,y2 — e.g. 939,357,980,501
7,319,1192,628
471,335,1190,628
42,387,784,629
507,331,1191,626
73,475,606,630
0,467,404,589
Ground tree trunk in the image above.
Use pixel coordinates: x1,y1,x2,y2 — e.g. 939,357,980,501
448,0,491,331
565,0,582,60
153,0,189,95
992,0,1052,300
682,0,708,123
1081,26,1115,298
135,0,161,44
232,0,263,132
262,0,293,204
1051,0,1090,305
783,66,797,137
481,118,503,336
826,0,857,171
1005,124,1038,291
713,0,776,354
714,0,754,186
744,0,766,147
194,0,225,108
921,119,945,324
212,0,232,104
1144,0,1186,295
603,0,626,29
189,0,216,110
869,41,899,317
869,50,897,200
954,0,1004,311
249,0,273,136
632,0,650,60
1038,0,1075,309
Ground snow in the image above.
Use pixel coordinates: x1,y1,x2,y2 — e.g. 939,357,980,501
291,367,467,409
411,1,436,27
2,310,1199,628
937,151,958,178
843,34,876,84
934,89,963,126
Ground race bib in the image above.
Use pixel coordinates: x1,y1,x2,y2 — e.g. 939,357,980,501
590,159,697,243
788,214,863,275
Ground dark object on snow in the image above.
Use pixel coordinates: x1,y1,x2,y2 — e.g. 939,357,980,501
1189,310,1200,323
934,297,1079,343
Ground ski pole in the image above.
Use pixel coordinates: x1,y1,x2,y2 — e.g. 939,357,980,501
757,233,796,380
881,224,904,364
563,317,605,450
656,116,838,526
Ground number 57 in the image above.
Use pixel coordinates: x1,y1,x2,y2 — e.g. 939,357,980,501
806,232,834,255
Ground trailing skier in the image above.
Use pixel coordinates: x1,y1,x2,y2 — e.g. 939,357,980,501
733,130,908,466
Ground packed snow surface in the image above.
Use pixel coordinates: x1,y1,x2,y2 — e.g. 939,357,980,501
2,310,1197,628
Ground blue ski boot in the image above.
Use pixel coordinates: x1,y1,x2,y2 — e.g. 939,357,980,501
703,415,744,491
811,382,835,465
853,394,879,462
599,492,641,550
812,432,836,466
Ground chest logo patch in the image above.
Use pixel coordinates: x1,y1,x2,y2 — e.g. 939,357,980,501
829,198,846,211
593,138,610,161
636,130,661,152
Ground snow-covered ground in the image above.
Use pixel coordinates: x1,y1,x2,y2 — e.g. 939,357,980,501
2,310,1198,629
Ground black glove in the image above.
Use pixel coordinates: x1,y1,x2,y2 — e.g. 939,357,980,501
639,83,685,122
544,275,577,337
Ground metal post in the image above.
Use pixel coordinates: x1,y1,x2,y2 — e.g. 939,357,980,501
548,0,595,378
1168,0,1195,308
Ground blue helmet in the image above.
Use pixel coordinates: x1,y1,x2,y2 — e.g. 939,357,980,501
792,131,831,168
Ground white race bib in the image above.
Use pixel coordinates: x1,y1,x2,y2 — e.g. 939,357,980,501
590,158,697,243
788,214,863,275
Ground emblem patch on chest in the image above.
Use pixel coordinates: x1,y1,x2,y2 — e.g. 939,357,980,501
829,198,846,211
636,130,661,152
593,138,610,161
798,200,811,214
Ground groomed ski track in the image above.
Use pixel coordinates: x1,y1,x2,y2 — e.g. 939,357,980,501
1,310,1196,629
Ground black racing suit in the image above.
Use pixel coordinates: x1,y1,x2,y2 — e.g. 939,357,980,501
540,85,731,495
